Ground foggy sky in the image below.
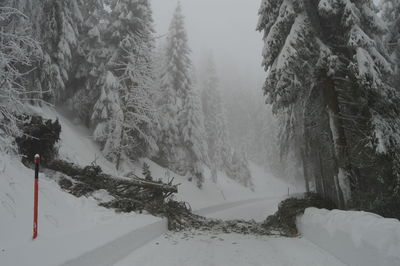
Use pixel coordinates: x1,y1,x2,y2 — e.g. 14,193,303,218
151,0,265,92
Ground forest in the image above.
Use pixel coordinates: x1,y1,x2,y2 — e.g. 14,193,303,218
1,0,400,219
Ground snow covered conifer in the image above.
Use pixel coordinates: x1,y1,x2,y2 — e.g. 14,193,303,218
161,3,192,100
111,0,158,162
200,55,233,181
0,6,41,152
91,71,124,162
67,0,107,125
258,0,400,207
157,3,196,174
316,0,400,203
88,0,158,164
382,0,400,88
180,85,208,187
40,0,83,101
227,148,254,189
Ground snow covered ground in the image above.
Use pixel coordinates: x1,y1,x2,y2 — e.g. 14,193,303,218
0,147,160,266
298,208,400,266
115,199,346,266
33,105,297,209
0,151,159,248
115,232,346,266
144,158,296,210
2,106,399,266
205,196,287,222
1,107,295,265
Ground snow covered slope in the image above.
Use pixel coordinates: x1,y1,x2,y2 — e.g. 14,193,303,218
0,151,160,264
1,106,294,265
142,158,295,210
29,106,118,173
31,106,295,210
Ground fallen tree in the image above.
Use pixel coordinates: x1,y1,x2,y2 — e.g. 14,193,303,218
45,159,331,237
46,160,177,193
14,115,327,236
163,193,338,237
44,159,178,215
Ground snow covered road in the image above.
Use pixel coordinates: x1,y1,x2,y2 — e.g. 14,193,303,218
203,196,286,222
115,198,346,266
115,232,346,266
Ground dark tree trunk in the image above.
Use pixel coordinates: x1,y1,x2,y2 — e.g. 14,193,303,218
322,77,352,208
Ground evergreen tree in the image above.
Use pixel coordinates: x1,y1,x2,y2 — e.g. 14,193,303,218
227,148,254,189
67,0,106,125
257,0,400,208
120,37,158,161
91,71,124,162
382,0,400,89
2,0,83,102
161,3,192,100
112,0,158,162
89,0,158,166
157,3,196,175
0,6,41,152
200,55,232,182
180,85,208,187
40,0,83,101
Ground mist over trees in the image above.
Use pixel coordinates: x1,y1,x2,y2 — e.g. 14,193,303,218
0,0,253,189
155,4,208,187
2,0,400,217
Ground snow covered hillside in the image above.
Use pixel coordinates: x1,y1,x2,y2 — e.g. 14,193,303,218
31,106,297,210
0,107,294,265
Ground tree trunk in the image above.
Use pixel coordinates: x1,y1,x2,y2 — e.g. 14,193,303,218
322,77,352,208
211,163,218,183
115,125,125,171
317,150,325,197
301,147,310,193
46,159,178,193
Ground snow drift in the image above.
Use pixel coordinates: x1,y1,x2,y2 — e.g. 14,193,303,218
297,207,400,266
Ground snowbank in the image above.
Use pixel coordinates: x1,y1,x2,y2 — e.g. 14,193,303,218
0,151,160,265
297,208,400,266
1,215,161,266
0,106,160,265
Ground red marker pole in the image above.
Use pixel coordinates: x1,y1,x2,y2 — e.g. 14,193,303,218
33,154,40,240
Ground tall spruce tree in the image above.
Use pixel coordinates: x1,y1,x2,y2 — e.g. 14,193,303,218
382,0,400,89
180,84,208,187
91,71,124,162
157,3,196,175
156,4,209,187
67,0,106,125
90,0,158,166
258,0,400,208
3,0,83,102
200,56,227,181
41,0,83,101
